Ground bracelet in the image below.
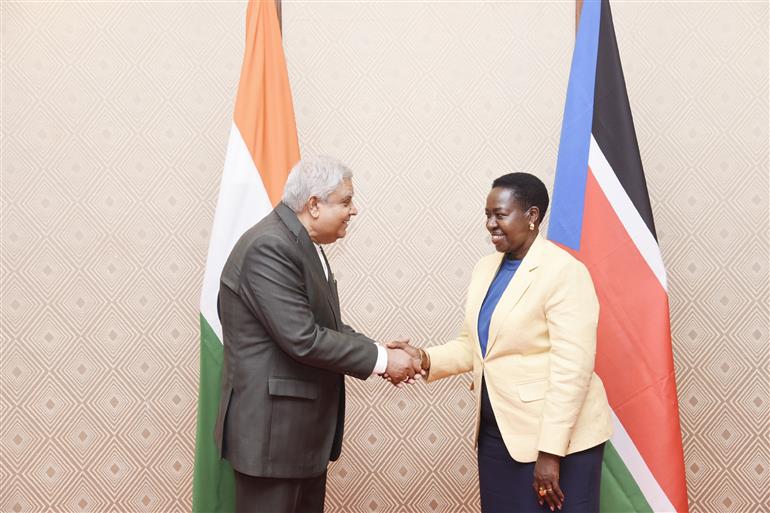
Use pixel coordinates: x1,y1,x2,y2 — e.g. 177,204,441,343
418,348,430,371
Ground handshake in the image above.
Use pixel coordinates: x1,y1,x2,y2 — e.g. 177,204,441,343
381,338,429,387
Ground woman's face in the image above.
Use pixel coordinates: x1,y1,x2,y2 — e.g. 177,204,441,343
485,187,537,256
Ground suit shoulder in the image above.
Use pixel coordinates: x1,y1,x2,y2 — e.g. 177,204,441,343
473,252,502,272
467,252,504,282
541,239,587,270
539,240,595,290
235,213,295,252
221,213,296,286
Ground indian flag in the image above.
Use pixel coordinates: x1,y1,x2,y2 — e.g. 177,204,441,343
548,1,688,512
192,1,300,511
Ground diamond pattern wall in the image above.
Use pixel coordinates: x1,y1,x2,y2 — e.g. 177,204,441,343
1,2,768,512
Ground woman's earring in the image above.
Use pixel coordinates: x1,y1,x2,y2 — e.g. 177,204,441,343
529,221,535,231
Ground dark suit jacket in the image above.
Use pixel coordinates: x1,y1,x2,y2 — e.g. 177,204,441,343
214,202,378,478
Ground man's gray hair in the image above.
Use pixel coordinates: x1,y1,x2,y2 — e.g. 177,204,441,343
282,156,353,213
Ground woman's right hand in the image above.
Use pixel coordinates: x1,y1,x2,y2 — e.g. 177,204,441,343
381,340,426,386
533,451,564,511
387,340,430,374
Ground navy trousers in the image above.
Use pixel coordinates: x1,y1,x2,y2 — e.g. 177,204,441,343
477,379,605,513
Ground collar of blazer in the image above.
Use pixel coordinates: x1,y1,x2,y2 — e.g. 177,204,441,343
274,202,340,318
275,202,326,276
472,235,546,356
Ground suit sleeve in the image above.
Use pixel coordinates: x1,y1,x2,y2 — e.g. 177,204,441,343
340,322,388,375
239,236,378,380
537,261,600,456
339,322,363,338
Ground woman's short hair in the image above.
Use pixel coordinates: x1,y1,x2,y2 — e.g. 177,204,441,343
491,172,550,224
282,156,353,213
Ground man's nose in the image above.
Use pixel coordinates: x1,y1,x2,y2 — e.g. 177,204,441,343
350,204,358,216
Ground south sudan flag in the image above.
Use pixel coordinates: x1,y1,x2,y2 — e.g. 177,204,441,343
548,1,689,512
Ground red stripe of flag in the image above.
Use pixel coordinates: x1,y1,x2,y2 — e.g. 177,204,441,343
580,169,689,512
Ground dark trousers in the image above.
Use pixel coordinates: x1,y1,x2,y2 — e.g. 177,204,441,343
233,469,327,513
478,379,605,513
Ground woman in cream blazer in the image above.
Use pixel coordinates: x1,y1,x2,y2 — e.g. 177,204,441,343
410,173,612,513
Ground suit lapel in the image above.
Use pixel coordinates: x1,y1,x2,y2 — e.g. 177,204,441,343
468,252,504,357
485,236,545,356
321,248,343,325
275,203,339,326
328,275,342,326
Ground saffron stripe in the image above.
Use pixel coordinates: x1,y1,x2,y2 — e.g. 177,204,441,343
233,0,299,206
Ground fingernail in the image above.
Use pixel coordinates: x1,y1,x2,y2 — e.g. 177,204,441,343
550,507,554,512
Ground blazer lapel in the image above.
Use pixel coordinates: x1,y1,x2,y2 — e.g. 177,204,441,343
321,248,343,325
485,236,545,355
328,274,342,326
468,252,505,357
275,203,339,325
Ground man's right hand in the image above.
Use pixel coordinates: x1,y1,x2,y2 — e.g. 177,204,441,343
384,346,422,384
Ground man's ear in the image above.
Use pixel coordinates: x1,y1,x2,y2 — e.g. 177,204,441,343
307,196,320,219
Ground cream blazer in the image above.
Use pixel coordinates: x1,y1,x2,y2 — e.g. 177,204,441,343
426,236,612,462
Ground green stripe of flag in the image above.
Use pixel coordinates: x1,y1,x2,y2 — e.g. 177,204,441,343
193,315,235,513
601,441,653,513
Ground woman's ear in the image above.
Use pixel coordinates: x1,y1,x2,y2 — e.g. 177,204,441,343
528,206,541,225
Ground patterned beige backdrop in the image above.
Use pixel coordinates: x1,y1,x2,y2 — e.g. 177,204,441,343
1,1,768,512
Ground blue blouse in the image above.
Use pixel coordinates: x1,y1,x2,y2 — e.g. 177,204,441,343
477,258,522,356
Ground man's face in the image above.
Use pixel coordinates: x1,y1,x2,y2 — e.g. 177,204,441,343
314,178,358,244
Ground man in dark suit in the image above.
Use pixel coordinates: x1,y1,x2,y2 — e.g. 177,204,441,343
214,155,420,513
